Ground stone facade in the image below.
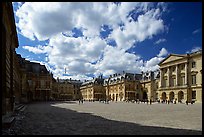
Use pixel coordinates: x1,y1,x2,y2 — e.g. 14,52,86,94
104,72,142,101
57,79,74,100
2,2,19,115
80,76,105,101
157,50,202,103
140,71,160,102
51,78,59,101
17,55,53,102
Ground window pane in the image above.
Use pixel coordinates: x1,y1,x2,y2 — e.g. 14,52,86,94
192,91,196,99
192,75,196,85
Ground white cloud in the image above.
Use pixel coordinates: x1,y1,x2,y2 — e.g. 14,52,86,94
186,46,202,53
14,2,169,80
157,47,168,57
110,7,165,51
142,47,168,72
192,28,201,35
23,45,47,54
94,46,143,77
154,38,166,45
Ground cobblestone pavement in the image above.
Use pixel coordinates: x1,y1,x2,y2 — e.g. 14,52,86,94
5,101,202,135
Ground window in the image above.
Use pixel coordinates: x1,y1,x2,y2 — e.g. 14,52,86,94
46,81,50,88
172,66,175,72
192,75,196,85
164,78,167,87
181,76,185,86
192,91,196,99
40,80,44,88
181,64,185,70
192,61,196,68
172,78,176,87
164,69,167,74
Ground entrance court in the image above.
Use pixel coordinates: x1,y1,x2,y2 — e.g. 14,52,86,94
14,101,202,135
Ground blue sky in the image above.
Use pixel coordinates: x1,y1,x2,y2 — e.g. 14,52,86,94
12,2,202,81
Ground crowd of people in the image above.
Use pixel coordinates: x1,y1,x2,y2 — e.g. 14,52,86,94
78,98,194,105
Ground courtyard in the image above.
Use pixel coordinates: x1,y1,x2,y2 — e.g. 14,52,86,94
9,101,202,135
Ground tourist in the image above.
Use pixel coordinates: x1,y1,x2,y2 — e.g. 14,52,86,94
186,100,188,105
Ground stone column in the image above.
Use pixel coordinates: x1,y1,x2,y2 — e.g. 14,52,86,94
159,69,163,88
185,63,188,85
176,65,179,86
167,67,170,87
174,93,178,103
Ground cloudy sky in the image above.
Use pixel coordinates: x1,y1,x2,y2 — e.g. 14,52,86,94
12,2,202,81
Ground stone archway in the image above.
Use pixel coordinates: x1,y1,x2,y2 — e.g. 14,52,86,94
119,92,123,101
169,92,174,103
136,93,139,99
161,92,166,102
178,91,184,103
143,92,148,101
112,94,115,101
155,93,158,101
116,94,118,101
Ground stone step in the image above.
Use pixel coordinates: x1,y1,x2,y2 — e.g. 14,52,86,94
15,104,25,112
19,105,27,112
2,116,16,129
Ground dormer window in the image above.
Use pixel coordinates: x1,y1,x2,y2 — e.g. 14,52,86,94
172,66,175,72
192,61,196,68
181,64,185,70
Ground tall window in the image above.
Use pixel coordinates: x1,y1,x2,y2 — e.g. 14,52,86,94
36,80,40,87
181,76,185,86
164,78,167,87
172,78,176,87
192,61,196,68
46,81,50,88
40,80,44,88
181,64,185,70
192,91,196,99
192,75,196,85
172,66,176,72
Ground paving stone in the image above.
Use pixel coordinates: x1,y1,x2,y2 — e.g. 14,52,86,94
4,101,202,135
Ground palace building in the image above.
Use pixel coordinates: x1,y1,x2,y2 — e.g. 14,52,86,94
17,54,53,102
2,2,20,115
157,50,202,103
56,78,82,101
140,70,160,102
80,76,105,101
103,72,142,101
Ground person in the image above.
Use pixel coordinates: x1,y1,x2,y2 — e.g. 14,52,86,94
78,99,81,104
186,100,188,105
174,98,177,104
137,99,140,104
81,99,84,104
150,99,152,105
167,99,170,104
191,101,193,104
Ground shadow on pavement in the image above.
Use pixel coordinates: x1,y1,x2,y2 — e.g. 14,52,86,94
16,101,202,135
